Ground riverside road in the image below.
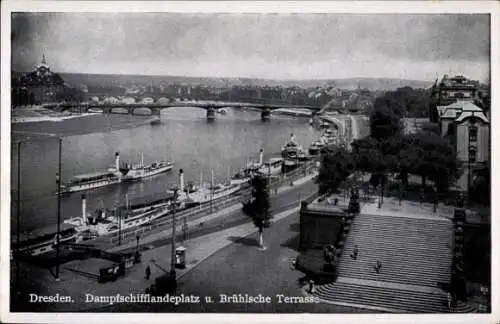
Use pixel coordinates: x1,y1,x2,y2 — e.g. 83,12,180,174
100,191,369,313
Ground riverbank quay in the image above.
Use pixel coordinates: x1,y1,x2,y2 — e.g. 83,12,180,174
83,162,318,251
11,106,99,123
10,171,319,312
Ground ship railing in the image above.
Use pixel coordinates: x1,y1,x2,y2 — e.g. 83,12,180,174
108,194,243,244
107,162,318,245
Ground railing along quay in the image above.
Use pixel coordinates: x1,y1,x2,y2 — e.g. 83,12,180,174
91,161,318,248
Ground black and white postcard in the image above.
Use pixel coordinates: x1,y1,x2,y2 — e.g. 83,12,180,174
1,1,498,324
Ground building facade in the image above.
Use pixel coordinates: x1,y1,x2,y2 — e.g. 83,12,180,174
12,55,66,106
429,75,481,123
436,101,489,191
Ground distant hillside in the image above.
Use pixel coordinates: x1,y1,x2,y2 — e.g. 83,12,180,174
326,78,434,91
15,71,434,91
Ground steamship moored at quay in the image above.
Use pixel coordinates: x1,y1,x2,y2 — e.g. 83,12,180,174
60,152,173,193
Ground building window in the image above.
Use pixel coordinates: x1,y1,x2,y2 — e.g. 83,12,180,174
468,147,477,163
469,125,478,142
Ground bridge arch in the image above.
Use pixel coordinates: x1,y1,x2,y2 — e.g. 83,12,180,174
320,116,345,135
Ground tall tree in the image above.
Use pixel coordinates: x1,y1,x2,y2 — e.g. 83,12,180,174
318,145,354,195
28,92,35,106
242,174,272,250
409,131,462,191
369,105,403,140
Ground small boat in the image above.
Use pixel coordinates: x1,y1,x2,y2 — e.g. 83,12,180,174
308,140,325,156
319,122,331,129
60,171,121,193
150,118,161,125
11,223,78,256
120,154,174,182
216,108,228,115
60,152,123,194
258,157,284,176
175,181,241,206
88,108,103,113
116,202,173,232
282,133,309,162
230,169,253,185
282,159,299,173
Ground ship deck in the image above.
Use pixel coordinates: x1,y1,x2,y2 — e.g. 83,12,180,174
72,170,116,180
12,222,76,243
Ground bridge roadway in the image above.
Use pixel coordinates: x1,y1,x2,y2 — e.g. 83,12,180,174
42,101,320,121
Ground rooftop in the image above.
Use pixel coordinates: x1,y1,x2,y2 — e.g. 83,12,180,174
438,102,488,123
302,194,349,215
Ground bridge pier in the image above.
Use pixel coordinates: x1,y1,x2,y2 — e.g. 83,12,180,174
206,107,216,121
261,107,271,121
151,108,161,116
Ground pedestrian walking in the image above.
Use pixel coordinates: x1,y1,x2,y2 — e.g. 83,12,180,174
308,280,315,293
374,260,382,273
350,245,359,260
447,292,452,311
145,265,151,280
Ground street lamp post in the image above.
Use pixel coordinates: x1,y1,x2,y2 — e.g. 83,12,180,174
170,189,179,278
183,217,189,240
55,137,62,281
467,143,472,202
15,141,21,295
118,206,122,246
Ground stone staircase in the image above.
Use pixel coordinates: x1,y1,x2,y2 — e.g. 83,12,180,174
312,211,459,312
315,281,446,313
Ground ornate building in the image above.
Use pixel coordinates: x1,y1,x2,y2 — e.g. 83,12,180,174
429,75,490,193
11,55,66,106
437,101,489,191
429,75,481,123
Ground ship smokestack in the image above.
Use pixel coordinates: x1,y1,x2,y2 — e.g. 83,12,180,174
115,152,120,171
81,194,87,223
259,149,264,166
179,169,184,193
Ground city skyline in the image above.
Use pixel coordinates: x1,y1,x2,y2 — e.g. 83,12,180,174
11,13,490,82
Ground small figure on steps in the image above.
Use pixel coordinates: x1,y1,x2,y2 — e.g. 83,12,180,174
308,279,315,293
374,260,382,273
350,245,359,260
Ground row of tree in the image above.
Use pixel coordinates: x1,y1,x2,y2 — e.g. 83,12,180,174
11,89,36,107
318,87,462,196
368,87,431,118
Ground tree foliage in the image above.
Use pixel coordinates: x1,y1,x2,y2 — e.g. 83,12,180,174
318,145,355,194
470,163,489,204
351,128,461,193
408,131,462,190
373,87,431,118
243,174,272,230
369,105,403,141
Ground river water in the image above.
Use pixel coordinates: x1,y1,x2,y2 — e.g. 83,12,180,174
11,107,323,234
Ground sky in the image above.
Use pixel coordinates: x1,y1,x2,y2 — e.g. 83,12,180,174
11,13,490,82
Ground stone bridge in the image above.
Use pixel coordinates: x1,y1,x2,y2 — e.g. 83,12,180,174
43,101,320,121
318,115,348,136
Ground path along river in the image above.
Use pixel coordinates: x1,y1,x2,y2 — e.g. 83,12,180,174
10,107,335,234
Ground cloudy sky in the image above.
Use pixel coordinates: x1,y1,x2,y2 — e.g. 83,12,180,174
11,13,490,81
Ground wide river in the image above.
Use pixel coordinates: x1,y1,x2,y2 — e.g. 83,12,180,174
11,107,325,234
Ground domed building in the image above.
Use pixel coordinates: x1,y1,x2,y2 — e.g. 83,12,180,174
12,55,66,106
